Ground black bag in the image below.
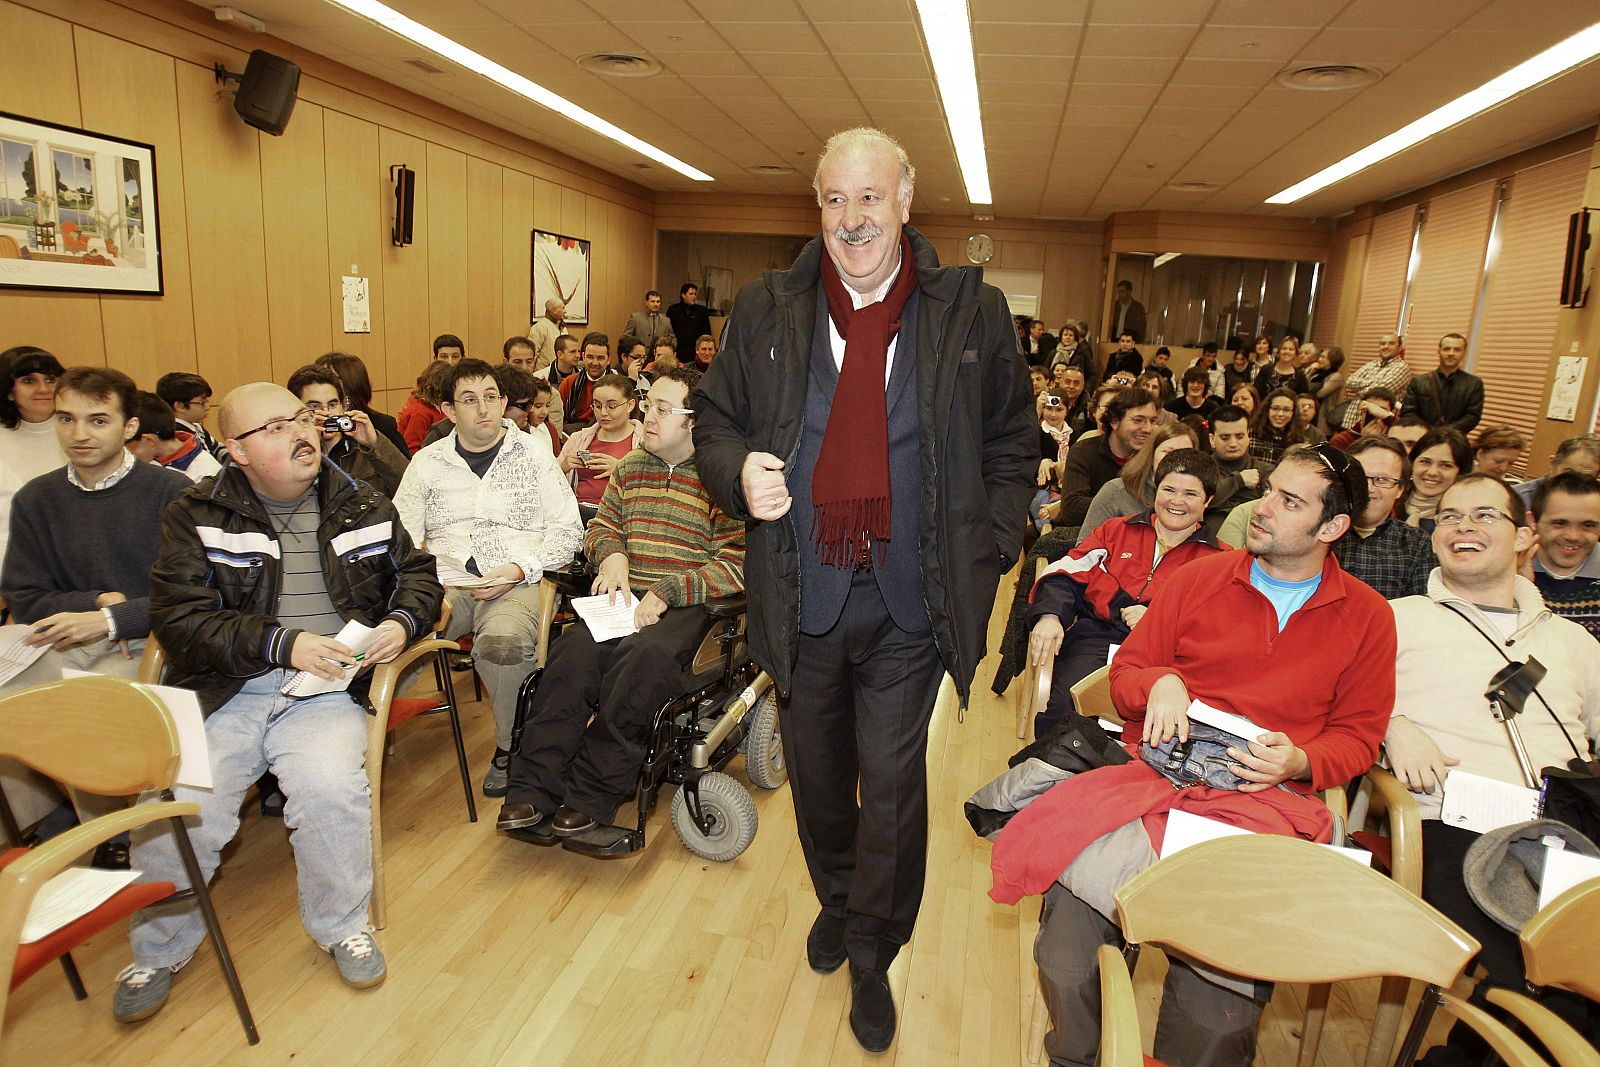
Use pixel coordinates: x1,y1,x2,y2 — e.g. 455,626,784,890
1541,758,1600,844
1011,714,1132,775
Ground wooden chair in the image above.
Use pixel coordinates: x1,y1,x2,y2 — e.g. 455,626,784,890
1484,987,1600,1067
1015,557,1050,739
1113,834,1479,1067
1096,943,1144,1067
0,677,258,1047
1519,879,1600,1002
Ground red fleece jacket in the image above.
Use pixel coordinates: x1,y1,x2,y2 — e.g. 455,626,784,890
1109,549,1395,793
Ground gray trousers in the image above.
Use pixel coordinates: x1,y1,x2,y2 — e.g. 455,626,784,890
1033,823,1270,1067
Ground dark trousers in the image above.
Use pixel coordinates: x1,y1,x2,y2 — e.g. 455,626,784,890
787,571,944,972
505,606,709,823
1034,883,1269,1067
1038,636,1113,736
1418,821,1597,1065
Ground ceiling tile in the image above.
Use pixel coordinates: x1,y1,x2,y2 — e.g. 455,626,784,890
1069,83,1162,108
717,22,827,52
1080,24,1200,58
814,23,926,55
1209,0,1332,27
973,23,1082,56
977,55,1076,83
1088,2,1214,25
834,53,930,80
849,77,938,101
1186,24,1320,62
1166,57,1283,86
1154,83,1258,108
1071,55,1177,83
656,51,760,76
971,0,1089,22
1328,0,1478,33
1290,27,1441,66
537,22,644,54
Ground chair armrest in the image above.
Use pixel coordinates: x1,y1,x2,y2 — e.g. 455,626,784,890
542,565,592,597
1484,988,1600,1067
0,800,200,893
1364,767,1422,895
366,638,462,711
704,593,747,618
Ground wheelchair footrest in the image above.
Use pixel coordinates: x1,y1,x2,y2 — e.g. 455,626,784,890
561,824,643,859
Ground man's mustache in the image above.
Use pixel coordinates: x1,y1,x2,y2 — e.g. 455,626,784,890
833,222,882,246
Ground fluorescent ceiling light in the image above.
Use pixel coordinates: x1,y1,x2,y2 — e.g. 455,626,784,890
1266,20,1600,205
321,0,712,182
912,0,992,206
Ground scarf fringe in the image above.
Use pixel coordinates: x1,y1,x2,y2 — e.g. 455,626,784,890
812,497,891,569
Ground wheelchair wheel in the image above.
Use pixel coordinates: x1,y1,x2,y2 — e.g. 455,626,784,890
740,689,786,790
670,772,758,862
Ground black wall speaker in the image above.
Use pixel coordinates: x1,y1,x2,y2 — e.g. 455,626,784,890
1560,208,1592,309
233,50,300,136
391,165,415,247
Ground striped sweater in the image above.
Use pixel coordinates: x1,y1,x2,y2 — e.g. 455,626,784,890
584,449,745,606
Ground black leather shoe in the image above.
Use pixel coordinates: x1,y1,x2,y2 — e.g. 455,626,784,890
806,911,846,974
503,818,559,847
496,803,544,831
848,965,896,1053
552,806,596,836
92,840,131,870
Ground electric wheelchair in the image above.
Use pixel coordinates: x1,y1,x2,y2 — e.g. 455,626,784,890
507,561,785,861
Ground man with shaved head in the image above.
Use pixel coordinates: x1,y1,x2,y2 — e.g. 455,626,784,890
694,126,1036,1051
112,381,441,1022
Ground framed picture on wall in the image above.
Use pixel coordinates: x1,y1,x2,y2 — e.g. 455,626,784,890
531,229,590,326
0,111,162,295
702,266,733,316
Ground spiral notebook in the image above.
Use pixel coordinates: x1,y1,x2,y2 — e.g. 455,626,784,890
280,620,382,698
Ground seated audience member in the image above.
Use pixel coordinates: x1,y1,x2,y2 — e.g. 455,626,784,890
128,390,222,483
558,373,643,521
1011,443,1393,1067
113,382,442,1018
648,337,680,377
287,365,408,498
1405,428,1472,533
1104,334,1143,380
559,332,613,428
525,379,561,454
1307,346,1345,432
693,333,717,370
1030,367,1049,399
1528,471,1600,640
1206,405,1274,522
1385,473,1600,1061
1513,433,1600,511
1071,384,1119,442
493,363,539,434
394,359,583,796
1026,450,1224,736
1032,388,1074,529
1053,322,1097,387
1327,387,1398,450
1387,413,1432,453
498,370,745,850
431,333,465,364
1471,425,1525,482
537,332,582,391
316,352,410,458
1253,336,1309,397
1051,364,1089,426
1294,394,1325,444
618,335,649,379
1166,367,1218,421
0,347,67,585
1221,346,1254,399
1145,346,1174,384
1227,381,1259,418
155,371,223,458
396,359,451,454
1080,422,1204,538
1248,387,1311,465
1333,436,1435,599
1193,342,1224,399
503,335,538,371
1402,331,1483,434
1244,333,1274,375
1057,388,1157,528
1295,340,1319,372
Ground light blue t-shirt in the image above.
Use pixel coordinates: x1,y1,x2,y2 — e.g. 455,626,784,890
1249,558,1322,631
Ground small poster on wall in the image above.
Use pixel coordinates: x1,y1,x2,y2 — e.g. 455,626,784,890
532,229,590,326
0,111,162,295
1546,355,1587,422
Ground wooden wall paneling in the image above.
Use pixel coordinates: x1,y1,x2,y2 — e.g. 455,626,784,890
465,156,502,359
378,127,429,392
501,169,534,337
320,109,387,389
74,29,197,382
424,141,468,349
1332,233,1369,356
259,104,333,383
533,177,561,235
1002,241,1045,271
584,194,608,334
173,61,269,398
560,185,585,240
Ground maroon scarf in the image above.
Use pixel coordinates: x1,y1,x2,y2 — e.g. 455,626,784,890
813,233,919,569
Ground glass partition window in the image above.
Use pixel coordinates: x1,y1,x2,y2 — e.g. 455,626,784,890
1107,253,1321,349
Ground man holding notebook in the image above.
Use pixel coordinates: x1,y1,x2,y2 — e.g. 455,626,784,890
112,382,441,1022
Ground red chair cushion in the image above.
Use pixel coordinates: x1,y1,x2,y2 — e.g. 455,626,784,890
1350,831,1392,875
455,635,474,654
387,695,440,731
2,848,175,990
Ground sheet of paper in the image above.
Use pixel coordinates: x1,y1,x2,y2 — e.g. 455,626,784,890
1538,846,1600,911
341,274,370,333
61,670,211,789
280,619,382,698
0,623,49,687
1159,810,1373,867
1105,643,1120,665
1185,699,1260,742
1439,769,1540,835
23,866,141,942
432,554,517,589
570,591,640,643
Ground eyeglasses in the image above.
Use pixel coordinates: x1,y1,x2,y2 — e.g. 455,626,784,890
234,408,317,441
1436,507,1516,527
593,400,633,413
1366,475,1404,489
304,399,345,414
451,392,502,409
643,401,694,418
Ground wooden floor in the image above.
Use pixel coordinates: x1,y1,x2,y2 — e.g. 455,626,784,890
5,564,1402,1066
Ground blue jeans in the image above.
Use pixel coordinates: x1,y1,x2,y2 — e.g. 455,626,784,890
127,670,372,966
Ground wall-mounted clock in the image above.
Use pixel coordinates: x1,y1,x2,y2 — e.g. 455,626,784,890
966,233,995,264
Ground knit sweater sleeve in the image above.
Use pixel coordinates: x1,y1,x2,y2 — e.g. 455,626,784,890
655,499,745,607
584,465,628,566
